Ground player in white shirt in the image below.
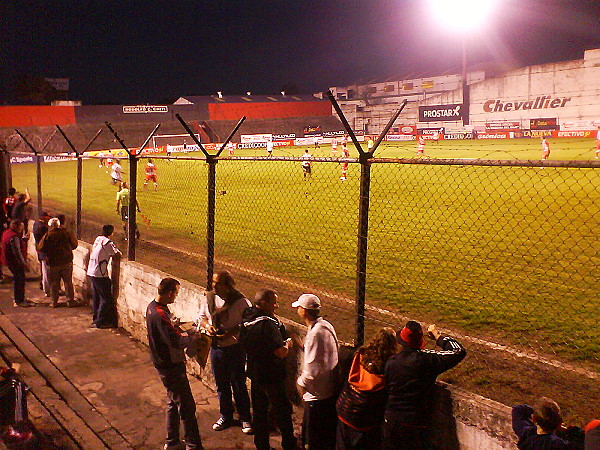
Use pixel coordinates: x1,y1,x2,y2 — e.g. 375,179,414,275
331,139,338,157
301,149,312,180
110,161,123,186
266,138,274,157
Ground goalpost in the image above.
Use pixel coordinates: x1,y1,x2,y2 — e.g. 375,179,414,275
151,133,201,154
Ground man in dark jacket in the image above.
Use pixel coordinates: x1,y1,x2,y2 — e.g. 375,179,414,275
11,191,31,230
240,289,296,450
37,217,78,308
1,220,34,307
383,320,466,449
146,277,203,450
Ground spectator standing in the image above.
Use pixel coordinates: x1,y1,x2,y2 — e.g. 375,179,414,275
11,190,31,231
198,270,252,434
294,293,339,449
38,217,78,308
3,188,17,228
336,327,397,449
240,289,297,450
146,278,204,450
512,398,576,449
383,321,466,449
585,419,600,450
32,211,52,296
1,220,33,307
87,225,121,329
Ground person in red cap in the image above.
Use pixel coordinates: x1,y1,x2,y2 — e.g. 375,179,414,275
383,320,466,449
585,419,600,450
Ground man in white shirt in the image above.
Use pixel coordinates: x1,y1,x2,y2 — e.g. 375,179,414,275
87,225,121,328
301,149,312,180
294,293,339,449
266,138,274,157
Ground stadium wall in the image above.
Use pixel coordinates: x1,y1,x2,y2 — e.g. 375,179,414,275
23,236,514,449
208,101,332,120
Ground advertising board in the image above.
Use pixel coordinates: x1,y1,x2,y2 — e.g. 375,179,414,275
418,104,463,122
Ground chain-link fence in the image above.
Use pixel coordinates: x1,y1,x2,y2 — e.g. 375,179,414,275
4,124,599,424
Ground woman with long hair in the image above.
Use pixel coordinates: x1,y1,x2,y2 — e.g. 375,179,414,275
336,327,397,449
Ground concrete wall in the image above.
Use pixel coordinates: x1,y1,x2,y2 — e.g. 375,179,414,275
27,240,516,449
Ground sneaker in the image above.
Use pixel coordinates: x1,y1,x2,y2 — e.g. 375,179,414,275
212,416,232,431
241,421,253,435
163,442,182,450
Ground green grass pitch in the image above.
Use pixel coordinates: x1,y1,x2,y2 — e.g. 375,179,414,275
11,137,599,366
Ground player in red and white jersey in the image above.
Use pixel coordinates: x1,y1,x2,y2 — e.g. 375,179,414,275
227,142,235,156
331,139,338,157
416,136,425,156
595,126,600,159
143,159,158,190
340,144,350,181
541,136,550,160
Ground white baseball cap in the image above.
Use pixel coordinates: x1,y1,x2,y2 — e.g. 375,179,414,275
292,294,321,310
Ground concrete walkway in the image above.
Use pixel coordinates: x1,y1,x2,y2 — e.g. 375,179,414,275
0,275,287,449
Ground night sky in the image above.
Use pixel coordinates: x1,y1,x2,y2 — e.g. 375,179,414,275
3,0,600,105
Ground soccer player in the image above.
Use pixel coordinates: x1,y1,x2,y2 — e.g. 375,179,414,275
340,144,350,181
110,160,123,186
416,135,425,156
331,138,338,157
266,138,274,157
432,130,440,144
105,151,114,173
143,159,158,190
227,142,235,156
541,136,550,160
595,126,600,159
301,149,312,180
366,136,374,152
313,136,320,150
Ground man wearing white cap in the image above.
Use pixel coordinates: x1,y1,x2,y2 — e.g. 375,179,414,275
293,293,339,449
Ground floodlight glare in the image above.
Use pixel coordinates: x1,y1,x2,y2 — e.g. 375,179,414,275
428,0,499,33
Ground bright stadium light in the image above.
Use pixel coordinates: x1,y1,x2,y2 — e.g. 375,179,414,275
428,0,499,33
427,0,499,126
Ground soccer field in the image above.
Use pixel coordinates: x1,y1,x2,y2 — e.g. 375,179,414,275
11,137,600,368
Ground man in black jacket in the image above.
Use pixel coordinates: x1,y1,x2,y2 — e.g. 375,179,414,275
383,320,466,449
240,289,296,450
146,278,203,450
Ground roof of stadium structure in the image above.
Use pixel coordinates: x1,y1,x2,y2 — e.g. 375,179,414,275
174,94,324,105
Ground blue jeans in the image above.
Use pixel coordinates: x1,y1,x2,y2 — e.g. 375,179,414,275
90,276,117,327
158,364,203,449
210,344,251,422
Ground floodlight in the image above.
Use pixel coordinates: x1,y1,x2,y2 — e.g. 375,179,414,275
217,91,223,98
281,91,286,96
428,0,499,33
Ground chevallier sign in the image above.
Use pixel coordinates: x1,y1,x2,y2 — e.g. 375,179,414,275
483,96,571,112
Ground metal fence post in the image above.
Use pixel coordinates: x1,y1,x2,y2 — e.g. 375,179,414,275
128,152,137,259
206,155,217,290
355,153,371,347
35,153,42,218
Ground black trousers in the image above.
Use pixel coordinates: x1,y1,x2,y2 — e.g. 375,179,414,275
336,420,382,449
382,416,434,450
90,276,117,327
8,264,25,304
303,396,337,449
251,380,296,450
157,365,203,449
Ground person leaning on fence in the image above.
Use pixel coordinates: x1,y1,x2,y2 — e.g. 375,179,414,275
336,327,397,450
146,277,204,450
11,190,31,231
1,220,34,307
512,397,584,449
32,211,52,297
294,293,339,449
37,217,79,308
239,289,297,450
198,270,253,434
87,225,121,329
383,321,466,450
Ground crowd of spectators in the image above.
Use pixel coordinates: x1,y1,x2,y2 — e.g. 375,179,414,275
0,189,596,449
